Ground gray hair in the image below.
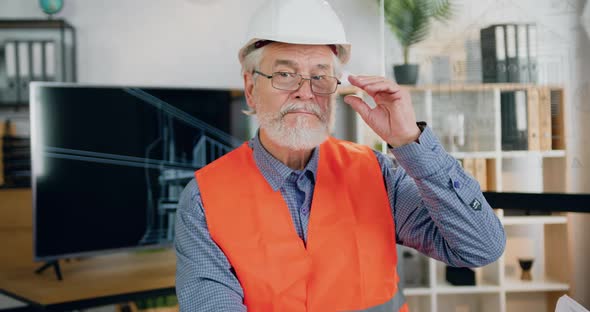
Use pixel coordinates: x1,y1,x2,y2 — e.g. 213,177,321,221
241,45,267,116
241,45,343,116
241,45,267,77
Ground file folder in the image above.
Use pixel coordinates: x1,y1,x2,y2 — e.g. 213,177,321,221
44,41,56,81
505,25,520,83
17,41,31,104
517,25,529,83
501,91,529,150
31,41,44,82
480,25,507,82
527,24,538,83
3,41,18,103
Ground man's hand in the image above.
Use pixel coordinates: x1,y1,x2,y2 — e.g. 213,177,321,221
343,75,421,148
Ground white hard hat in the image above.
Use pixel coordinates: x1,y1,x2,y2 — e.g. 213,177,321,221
238,0,351,65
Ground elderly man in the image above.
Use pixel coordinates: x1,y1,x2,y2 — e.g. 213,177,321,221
175,0,505,311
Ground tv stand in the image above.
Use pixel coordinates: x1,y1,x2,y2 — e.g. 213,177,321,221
35,260,63,281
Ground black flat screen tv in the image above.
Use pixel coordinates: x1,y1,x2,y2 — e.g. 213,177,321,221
30,83,248,261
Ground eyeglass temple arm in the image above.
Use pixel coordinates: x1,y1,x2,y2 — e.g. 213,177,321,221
252,70,272,79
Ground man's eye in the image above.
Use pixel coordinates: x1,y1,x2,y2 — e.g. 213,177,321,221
277,72,293,78
311,75,325,81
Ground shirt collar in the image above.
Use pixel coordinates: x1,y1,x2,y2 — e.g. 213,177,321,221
248,131,319,191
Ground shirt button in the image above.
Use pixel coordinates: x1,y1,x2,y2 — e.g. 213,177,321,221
301,207,309,215
453,181,461,189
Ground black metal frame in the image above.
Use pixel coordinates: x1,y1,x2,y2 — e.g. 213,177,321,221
0,287,176,312
33,260,62,281
0,289,41,312
483,191,590,213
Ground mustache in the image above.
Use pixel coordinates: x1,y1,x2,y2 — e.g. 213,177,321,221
279,102,324,120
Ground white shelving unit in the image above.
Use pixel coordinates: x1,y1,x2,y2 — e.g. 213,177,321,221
395,215,571,312
502,215,567,225
503,277,569,292
336,84,571,312
448,150,566,160
338,84,567,190
409,85,566,195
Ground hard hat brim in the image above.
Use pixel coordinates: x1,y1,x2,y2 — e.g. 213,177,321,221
238,38,351,66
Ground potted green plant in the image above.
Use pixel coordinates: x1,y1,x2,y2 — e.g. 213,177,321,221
383,0,454,84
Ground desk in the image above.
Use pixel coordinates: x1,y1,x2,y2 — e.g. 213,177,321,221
0,189,177,311
0,249,176,311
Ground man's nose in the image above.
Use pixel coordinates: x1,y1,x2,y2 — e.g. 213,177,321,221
293,78,314,100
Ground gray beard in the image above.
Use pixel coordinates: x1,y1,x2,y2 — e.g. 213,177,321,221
256,101,333,150
258,113,329,150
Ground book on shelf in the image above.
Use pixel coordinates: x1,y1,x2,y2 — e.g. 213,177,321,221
1,120,31,187
538,87,552,151
461,158,488,191
474,158,488,191
550,89,565,150
525,87,553,151
526,88,541,150
0,120,17,186
462,158,476,177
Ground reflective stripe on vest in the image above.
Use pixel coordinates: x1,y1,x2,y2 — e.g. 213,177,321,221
196,137,404,311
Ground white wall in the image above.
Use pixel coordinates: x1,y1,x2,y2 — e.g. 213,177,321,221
0,0,383,88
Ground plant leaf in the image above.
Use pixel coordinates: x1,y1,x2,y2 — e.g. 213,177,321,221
383,0,455,47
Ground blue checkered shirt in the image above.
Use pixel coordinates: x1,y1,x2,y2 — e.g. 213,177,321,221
175,126,506,311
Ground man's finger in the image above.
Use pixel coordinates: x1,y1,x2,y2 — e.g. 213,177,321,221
352,75,384,80
343,95,372,119
352,75,384,83
363,81,402,98
348,75,385,89
349,76,404,98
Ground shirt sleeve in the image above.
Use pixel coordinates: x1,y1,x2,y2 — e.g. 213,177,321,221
175,178,247,312
376,126,506,267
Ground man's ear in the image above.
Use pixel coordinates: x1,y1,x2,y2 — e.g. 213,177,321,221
244,72,256,111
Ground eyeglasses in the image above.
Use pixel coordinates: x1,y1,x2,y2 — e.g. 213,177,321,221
253,70,341,95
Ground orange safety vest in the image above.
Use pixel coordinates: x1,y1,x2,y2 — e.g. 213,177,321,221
196,137,409,312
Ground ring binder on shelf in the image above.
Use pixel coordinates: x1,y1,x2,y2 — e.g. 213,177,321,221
3,41,18,104
17,41,31,104
517,24,529,84
44,41,56,81
481,23,538,84
481,25,508,83
32,41,44,82
0,19,76,106
527,24,538,83
505,25,520,83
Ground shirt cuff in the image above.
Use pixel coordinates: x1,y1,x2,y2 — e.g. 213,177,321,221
389,126,455,179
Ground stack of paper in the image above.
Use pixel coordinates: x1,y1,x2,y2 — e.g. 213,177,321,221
555,295,589,312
